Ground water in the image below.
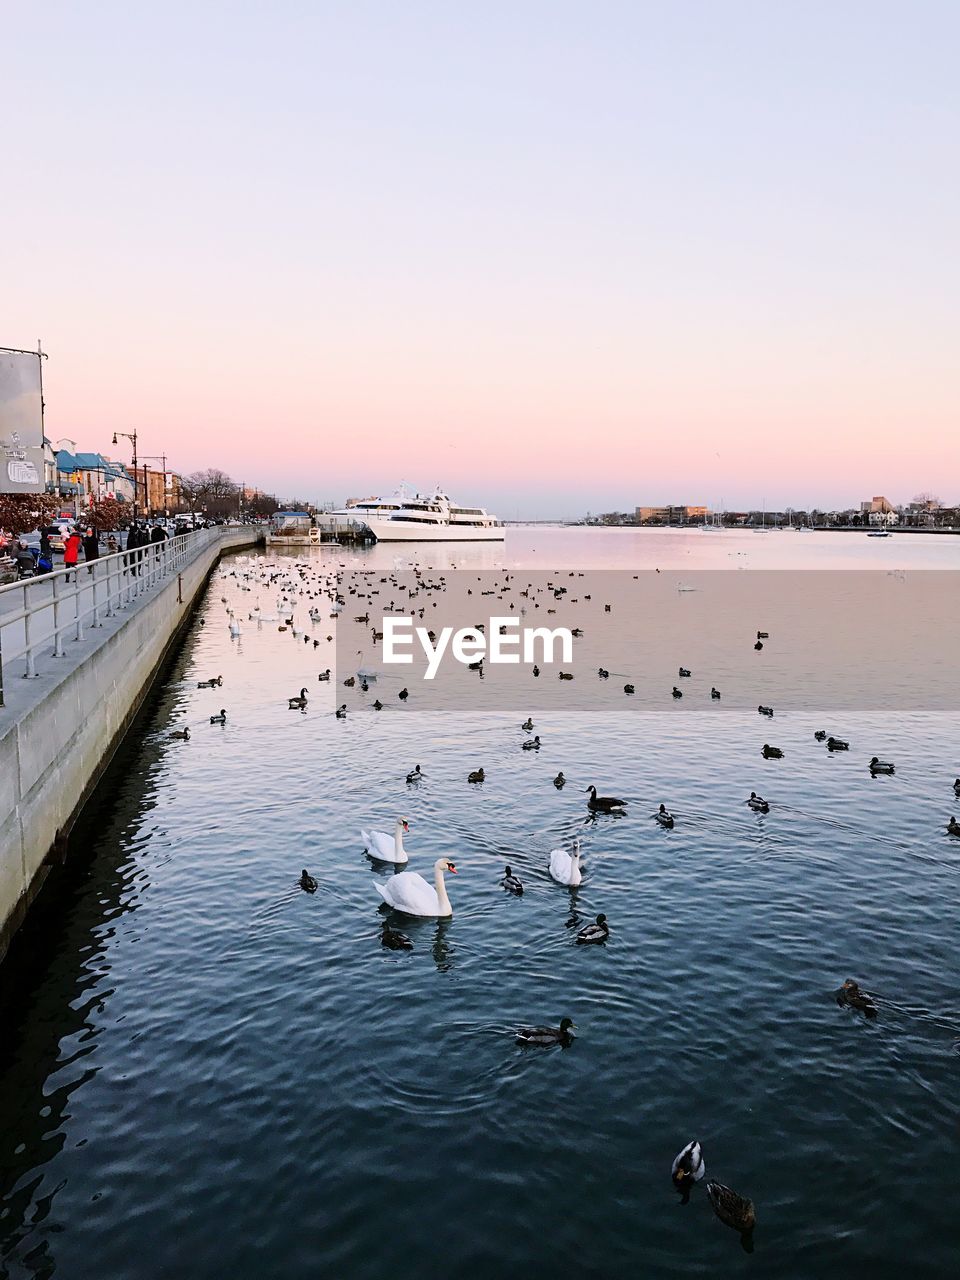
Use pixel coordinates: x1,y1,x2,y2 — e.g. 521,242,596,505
2,528,959,1278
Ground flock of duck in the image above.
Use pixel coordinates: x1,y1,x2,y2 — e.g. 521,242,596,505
183,552,960,1250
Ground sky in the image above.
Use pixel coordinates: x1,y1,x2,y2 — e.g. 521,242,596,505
3,1,958,518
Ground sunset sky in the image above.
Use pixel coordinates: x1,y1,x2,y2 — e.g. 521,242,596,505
4,2,958,517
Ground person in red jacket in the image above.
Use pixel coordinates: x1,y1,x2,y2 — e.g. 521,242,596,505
63,528,82,581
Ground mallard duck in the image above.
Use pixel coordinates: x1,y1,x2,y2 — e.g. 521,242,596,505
468,768,485,783
814,730,827,741
522,736,541,750
761,744,783,758
169,727,190,740
947,816,960,837
558,671,574,681
501,865,524,895
335,704,347,718
521,717,534,731
754,640,763,650
398,687,409,701
196,676,222,688
576,913,608,944
953,778,960,796
671,1139,705,1191
710,687,721,699
372,699,384,710
678,667,691,678
343,676,355,687
672,686,683,698
532,664,541,677
515,1017,576,1047
654,803,675,828
317,669,331,681
299,869,318,893
827,737,849,751
598,668,609,679
869,756,895,774
706,1182,756,1235
288,687,308,709
553,771,566,788
746,791,769,813
835,978,877,1018
586,785,625,811
380,922,413,951
210,709,227,724
405,764,422,783
624,683,635,694
758,705,774,717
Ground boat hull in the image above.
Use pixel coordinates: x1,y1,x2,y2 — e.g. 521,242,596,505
361,520,505,542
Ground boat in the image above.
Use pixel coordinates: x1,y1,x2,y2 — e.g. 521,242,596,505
265,511,321,546
340,488,504,542
867,528,892,538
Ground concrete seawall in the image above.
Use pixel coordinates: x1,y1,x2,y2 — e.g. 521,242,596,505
0,528,259,962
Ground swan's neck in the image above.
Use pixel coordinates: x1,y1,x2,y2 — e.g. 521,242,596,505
394,822,405,853
433,865,452,915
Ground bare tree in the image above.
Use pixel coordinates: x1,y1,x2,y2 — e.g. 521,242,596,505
181,469,239,518
912,491,942,507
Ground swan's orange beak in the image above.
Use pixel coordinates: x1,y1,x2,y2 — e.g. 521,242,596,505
447,863,458,874
402,821,410,831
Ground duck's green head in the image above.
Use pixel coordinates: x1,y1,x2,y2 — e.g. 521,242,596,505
559,1017,576,1033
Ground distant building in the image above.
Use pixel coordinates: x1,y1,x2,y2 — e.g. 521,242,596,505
56,439,134,504
860,496,898,526
141,466,182,516
635,505,708,524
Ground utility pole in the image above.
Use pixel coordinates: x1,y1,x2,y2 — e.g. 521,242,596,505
113,430,139,515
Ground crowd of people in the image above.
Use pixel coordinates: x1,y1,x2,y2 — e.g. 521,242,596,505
0,520,176,582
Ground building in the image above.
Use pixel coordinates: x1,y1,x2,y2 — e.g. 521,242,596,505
55,440,135,504
140,466,182,516
860,495,898,526
635,505,709,524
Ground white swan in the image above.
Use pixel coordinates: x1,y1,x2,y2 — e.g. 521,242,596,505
228,612,241,637
356,649,378,681
361,817,410,864
549,841,583,886
374,857,457,917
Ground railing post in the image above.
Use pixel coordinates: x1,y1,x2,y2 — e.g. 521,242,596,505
74,573,84,642
52,573,64,657
91,562,102,627
22,579,38,677
104,555,115,618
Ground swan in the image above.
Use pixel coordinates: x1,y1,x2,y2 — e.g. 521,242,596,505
671,1139,705,1190
549,842,583,886
746,791,769,813
501,865,524,895
299,869,318,893
228,612,241,637
654,804,674,828
374,856,457,917
515,1017,575,1047
576,913,608,944
362,817,410,863
356,649,378,681
869,756,895,774
706,1182,756,1235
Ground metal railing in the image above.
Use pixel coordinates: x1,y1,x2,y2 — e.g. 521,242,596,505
0,527,237,703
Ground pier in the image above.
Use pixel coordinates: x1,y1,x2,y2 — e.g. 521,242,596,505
0,525,260,961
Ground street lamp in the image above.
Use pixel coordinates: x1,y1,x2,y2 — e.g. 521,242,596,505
112,430,139,514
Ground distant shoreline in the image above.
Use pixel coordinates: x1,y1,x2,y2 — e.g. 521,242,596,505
516,524,960,536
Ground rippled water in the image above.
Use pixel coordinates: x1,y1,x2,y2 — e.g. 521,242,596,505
2,529,959,1278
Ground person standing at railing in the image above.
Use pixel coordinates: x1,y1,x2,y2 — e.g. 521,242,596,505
63,528,82,582
150,522,168,560
125,522,144,576
107,534,119,555
83,526,100,574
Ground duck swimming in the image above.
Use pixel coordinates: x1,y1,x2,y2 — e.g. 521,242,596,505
814,730,827,741
288,687,308,709
672,686,683,698
671,1140,705,1193
210,709,227,724
553,771,566,789
522,736,541,750
372,699,384,710
405,764,423,783
869,756,895,774
521,717,534,731
317,668,331,681
754,640,763,650
398,687,409,701
654,803,675,828
169,727,190,740
835,978,877,1018
468,767,485,783
827,737,849,751
953,778,960,796
501,865,524,895
335,704,347,718
576,913,608,944
706,1182,756,1237
624,683,635,694
586,785,625,812
758,705,773,717
380,922,413,951
598,668,609,679
678,667,691,678
711,687,721,700
761,744,783,759
299,869,318,893
532,664,541,677
746,791,769,813
515,1017,576,1047
947,816,960,837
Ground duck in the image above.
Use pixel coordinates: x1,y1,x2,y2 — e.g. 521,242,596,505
197,676,222,688
835,978,878,1018
710,687,721,700
532,664,541,677
754,640,763,650
576,913,608,944
361,817,410,864
515,1017,576,1047
521,717,534,731
374,856,457,917
706,1182,756,1236
624,683,635,694
335,704,347,718
678,667,691,678
746,791,769,813
948,816,960,837
558,671,574,681
761,744,783,759
522,736,541,750
814,730,827,741
654,803,674,828
317,669,331,681
757,630,769,639
288,687,308,709
586,785,625,812
209,709,227,724
501,865,524,895
468,767,485,783
398,687,409,701
826,736,849,751
553,771,566,789
598,668,609,679
671,1139,705,1191
671,686,683,699
405,764,423,783
953,778,960,796
380,922,413,951
758,705,774,717
869,756,895,774
372,699,384,711
549,842,583,886
343,676,355,688
168,727,190,740
299,869,318,893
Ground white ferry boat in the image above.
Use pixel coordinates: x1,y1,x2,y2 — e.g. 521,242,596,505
325,488,504,542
